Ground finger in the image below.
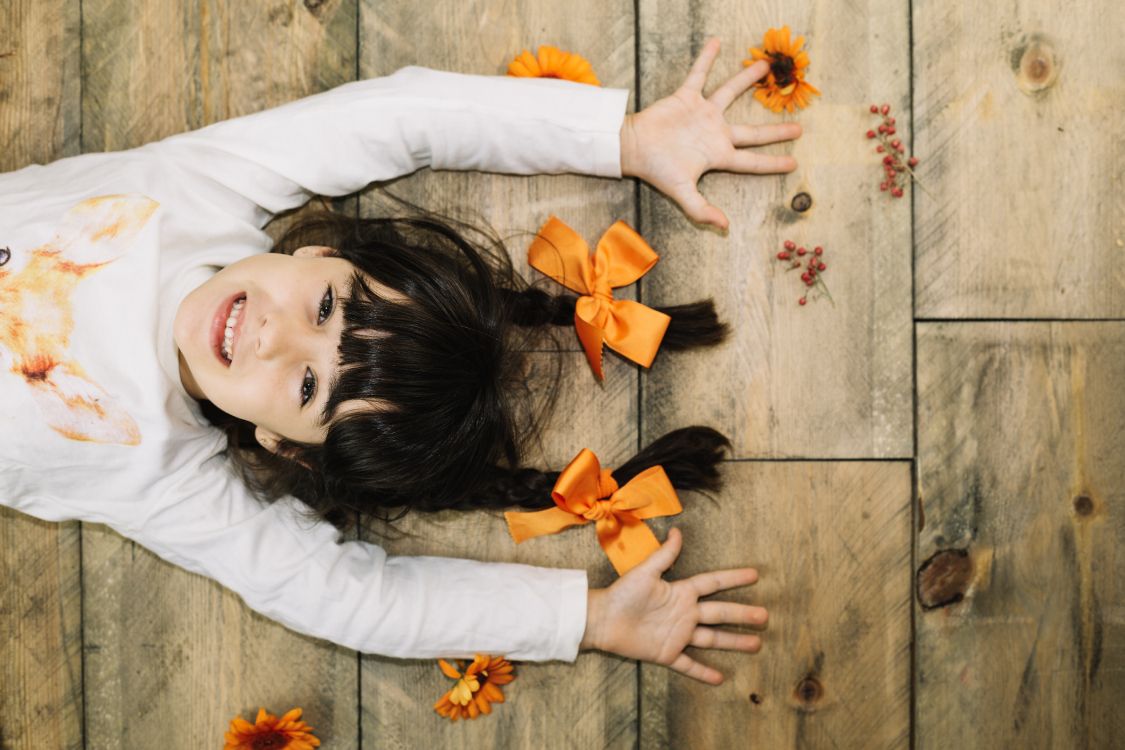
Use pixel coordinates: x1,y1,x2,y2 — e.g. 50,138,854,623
682,37,721,94
699,601,769,627
688,567,759,597
673,186,730,229
709,60,769,111
730,122,803,147
722,150,797,174
669,652,724,685
639,527,683,574
690,627,763,652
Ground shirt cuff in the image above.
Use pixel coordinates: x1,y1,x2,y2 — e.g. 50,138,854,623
546,567,590,662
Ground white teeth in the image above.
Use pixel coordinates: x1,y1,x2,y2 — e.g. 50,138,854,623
220,298,245,362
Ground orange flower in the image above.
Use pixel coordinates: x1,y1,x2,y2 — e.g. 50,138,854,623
224,707,320,750
507,45,601,86
744,26,820,113
433,654,516,721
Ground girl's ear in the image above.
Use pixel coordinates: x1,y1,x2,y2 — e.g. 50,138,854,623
293,245,337,258
254,426,311,468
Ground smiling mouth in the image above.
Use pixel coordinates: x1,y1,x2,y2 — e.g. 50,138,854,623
212,294,247,366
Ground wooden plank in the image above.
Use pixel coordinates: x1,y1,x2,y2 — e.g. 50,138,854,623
913,3,1125,318
358,3,639,744
638,4,913,459
0,3,83,749
78,1,361,747
916,323,1125,747
640,461,913,749
359,352,638,749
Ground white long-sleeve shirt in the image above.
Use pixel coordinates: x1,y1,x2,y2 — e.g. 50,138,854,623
0,67,628,661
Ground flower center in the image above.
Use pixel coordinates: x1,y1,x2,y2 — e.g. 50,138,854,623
251,733,288,750
769,54,796,87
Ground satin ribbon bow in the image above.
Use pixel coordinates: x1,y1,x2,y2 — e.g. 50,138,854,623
528,216,672,379
504,449,682,575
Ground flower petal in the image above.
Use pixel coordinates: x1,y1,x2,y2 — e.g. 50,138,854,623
438,659,462,679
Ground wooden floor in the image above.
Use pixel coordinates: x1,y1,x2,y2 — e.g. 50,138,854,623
2,1,1123,748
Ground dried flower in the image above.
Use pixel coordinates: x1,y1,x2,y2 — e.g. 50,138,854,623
775,240,834,306
434,655,516,721
224,708,319,750
508,45,600,85
865,103,927,198
744,26,820,113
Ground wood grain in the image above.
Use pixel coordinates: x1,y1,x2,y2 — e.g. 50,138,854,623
77,1,360,747
913,2,1125,318
640,461,913,749
0,3,83,749
916,323,1125,747
638,2,913,459
359,353,639,748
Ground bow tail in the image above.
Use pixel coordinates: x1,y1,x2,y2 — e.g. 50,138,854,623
596,516,663,575
602,300,671,369
574,314,607,379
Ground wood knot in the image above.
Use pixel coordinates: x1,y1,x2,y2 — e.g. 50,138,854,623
917,548,973,609
793,674,823,707
1011,35,1059,95
1073,495,1094,517
749,692,763,705
791,192,813,212
0,246,9,266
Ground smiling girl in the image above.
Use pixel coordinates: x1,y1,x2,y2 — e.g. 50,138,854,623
1,40,798,683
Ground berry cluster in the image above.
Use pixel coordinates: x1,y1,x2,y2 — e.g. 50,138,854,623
775,240,833,306
865,103,919,198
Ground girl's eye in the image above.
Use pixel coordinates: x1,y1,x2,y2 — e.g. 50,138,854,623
300,367,316,407
318,285,334,325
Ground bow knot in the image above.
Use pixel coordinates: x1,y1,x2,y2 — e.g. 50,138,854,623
504,449,681,575
528,216,671,379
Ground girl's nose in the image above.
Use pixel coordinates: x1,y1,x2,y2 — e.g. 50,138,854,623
255,310,295,360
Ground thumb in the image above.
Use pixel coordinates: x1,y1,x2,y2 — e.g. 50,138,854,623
675,187,729,230
641,527,683,574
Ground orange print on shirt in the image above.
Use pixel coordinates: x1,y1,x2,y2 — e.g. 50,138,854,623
1,195,159,446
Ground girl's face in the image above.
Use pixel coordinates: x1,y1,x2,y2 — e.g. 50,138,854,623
174,246,363,446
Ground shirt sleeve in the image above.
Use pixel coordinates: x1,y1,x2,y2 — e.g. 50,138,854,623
119,459,589,662
151,66,629,223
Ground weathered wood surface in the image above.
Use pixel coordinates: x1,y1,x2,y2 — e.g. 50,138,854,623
916,323,1125,748
640,461,913,749
76,1,361,747
0,3,83,749
361,353,638,748
638,2,913,459
913,2,1125,318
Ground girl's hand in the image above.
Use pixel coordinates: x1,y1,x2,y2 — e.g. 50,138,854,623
580,528,766,685
620,37,802,230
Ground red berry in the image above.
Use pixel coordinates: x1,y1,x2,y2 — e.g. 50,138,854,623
890,139,900,148
887,117,896,126
814,246,823,255
892,187,904,197
801,273,810,282
880,182,888,191
908,157,919,167
887,126,896,135
883,155,894,165
777,251,791,260
881,103,890,114
799,297,807,305
784,239,796,250
869,104,878,113
895,143,905,152
817,262,826,271
866,130,876,138
797,246,807,256
805,278,815,286
878,124,887,134
876,145,885,152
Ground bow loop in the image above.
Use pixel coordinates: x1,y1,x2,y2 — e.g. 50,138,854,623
528,216,671,379
504,448,682,575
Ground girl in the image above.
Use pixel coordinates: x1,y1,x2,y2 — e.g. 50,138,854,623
1,39,799,685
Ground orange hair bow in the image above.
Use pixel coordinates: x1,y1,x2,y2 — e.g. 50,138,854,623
528,216,671,379
504,449,681,575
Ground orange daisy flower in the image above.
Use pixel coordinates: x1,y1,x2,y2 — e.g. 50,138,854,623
224,707,320,750
433,654,516,721
507,45,601,86
744,26,820,113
